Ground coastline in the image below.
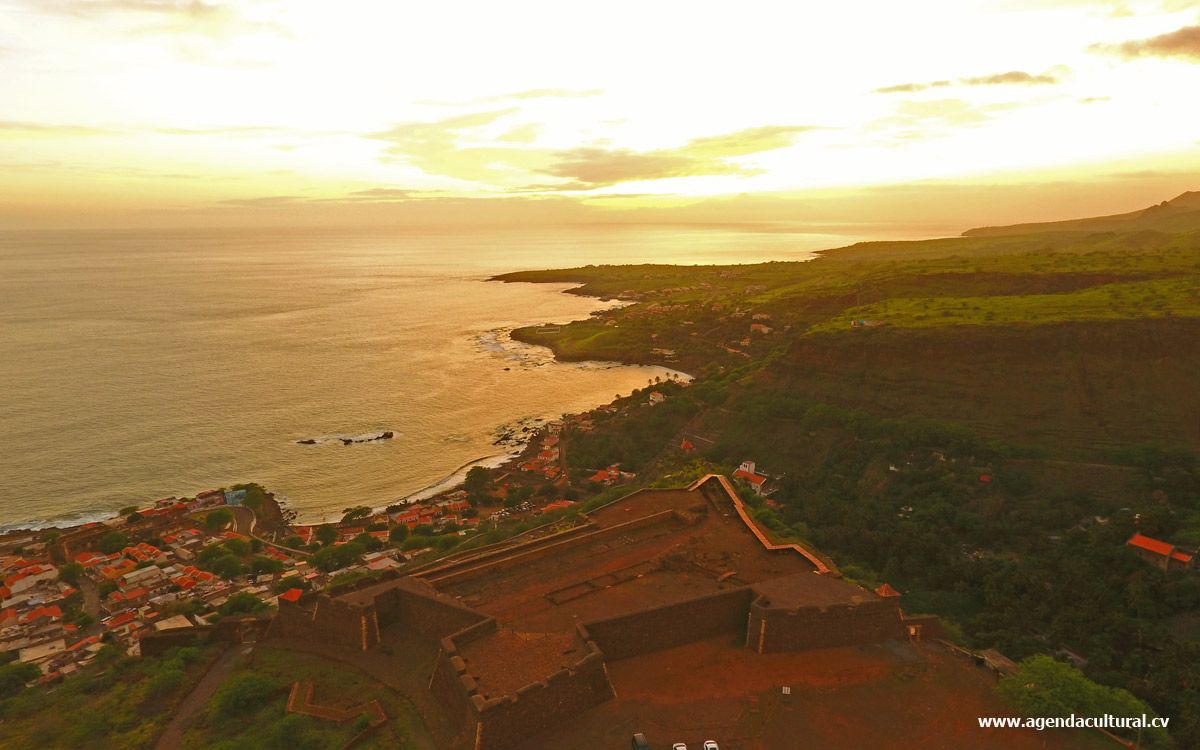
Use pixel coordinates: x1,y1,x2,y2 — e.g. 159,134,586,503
1,277,686,534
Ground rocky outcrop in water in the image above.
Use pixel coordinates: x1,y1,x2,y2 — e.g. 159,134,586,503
296,431,394,446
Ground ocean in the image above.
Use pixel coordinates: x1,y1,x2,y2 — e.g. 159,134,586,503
0,224,894,529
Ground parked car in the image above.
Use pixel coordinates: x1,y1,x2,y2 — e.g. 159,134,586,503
672,744,688,750
703,742,720,750
630,732,651,750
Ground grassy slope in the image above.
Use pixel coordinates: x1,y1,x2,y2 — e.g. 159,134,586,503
496,220,1200,456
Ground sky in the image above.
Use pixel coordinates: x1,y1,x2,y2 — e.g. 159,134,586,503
1,0,1199,230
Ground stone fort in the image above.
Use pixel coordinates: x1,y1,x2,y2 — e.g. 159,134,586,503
270,475,925,750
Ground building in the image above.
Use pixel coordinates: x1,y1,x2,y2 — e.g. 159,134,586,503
1126,533,1195,572
733,460,772,495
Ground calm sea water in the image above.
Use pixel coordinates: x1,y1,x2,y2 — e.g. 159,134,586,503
0,225,890,528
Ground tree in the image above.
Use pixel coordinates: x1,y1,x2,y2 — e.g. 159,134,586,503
311,542,365,572
97,531,128,555
0,662,40,699
465,466,492,494
283,535,306,549
205,508,233,532
57,561,83,586
315,524,337,546
351,532,384,552
212,674,281,718
249,556,284,575
210,554,245,580
218,591,269,618
230,482,269,510
389,525,409,544
340,506,372,524
223,537,250,557
998,656,1171,748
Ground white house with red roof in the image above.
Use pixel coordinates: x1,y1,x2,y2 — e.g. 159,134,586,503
733,460,773,496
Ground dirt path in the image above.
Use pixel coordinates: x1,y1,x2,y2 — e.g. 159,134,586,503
154,644,250,750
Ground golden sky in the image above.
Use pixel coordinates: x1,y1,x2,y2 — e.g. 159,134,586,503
1,0,1199,229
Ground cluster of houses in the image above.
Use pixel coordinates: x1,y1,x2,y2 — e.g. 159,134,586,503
0,490,320,685
0,555,84,679
518,432,563,481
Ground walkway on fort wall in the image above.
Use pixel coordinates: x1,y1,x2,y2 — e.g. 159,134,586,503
688,474,835,575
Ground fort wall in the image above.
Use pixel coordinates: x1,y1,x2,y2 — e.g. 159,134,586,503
747,595,905,653
437,620,614,750
422,509,679,588
269,593,376,651
584,587,755,660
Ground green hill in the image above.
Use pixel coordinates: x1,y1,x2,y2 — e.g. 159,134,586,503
495,191,1200,747
963,190,1200,237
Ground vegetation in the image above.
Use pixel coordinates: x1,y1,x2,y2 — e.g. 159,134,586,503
499,205,1200,747
180,647,434,750
96,531,128,555
998,656,1169,748
229,482,270,511
311,542,365,572
204,508,233,532
0,645,216,749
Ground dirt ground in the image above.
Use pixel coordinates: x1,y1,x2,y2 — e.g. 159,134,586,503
526,636,1110,750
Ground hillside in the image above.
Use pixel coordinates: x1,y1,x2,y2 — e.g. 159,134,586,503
963,190,1200,237
494,192,1200,747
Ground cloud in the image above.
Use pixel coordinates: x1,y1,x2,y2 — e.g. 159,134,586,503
960,70,1059,85
365,109,549,184
218,195,303,207
496,123,541,144
538,125,818,189
875,70,1059,93
1092,25,1200,60
419,88,602,107
0,120,118,137
874,80,951,94
29,0,286,39
501,88,602,101
366,113,816,190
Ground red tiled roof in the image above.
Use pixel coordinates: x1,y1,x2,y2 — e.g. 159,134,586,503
1127,533,1175,558
21,605,63,623
278,588,304,603
733,469,767,486
105,611,136,629
875,583,902,598
1171,550,1193,564
67,635,101,652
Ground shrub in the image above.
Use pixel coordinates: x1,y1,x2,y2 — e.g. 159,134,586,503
212,673,281,719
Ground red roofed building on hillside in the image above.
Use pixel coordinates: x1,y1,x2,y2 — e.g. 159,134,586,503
733,460,772,496
680,438,695,452
1127,533,1195,572
874,583,901,598
278,588,304,603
